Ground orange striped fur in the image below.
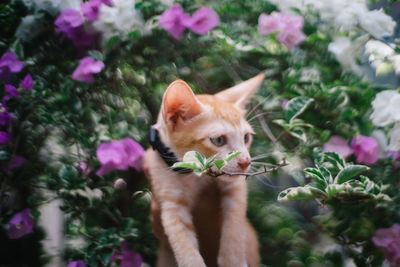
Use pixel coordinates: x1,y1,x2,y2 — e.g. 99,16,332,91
143,74,264,267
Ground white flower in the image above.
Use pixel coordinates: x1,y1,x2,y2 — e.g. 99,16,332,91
328,37,362,75
372,129,388,157
93,0,145,44
389,123,400,151
364,40,395,72
358,9,396,39
370,90,400,127
15,14,45,42
391,55,400,75
25,0,81,15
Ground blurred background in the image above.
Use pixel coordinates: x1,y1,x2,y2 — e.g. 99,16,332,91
1,0,400,266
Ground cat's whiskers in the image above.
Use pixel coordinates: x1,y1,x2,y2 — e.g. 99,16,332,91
246,95,271,120
247,111,279,123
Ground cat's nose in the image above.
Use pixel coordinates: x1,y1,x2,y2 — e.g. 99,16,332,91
238,157,251,170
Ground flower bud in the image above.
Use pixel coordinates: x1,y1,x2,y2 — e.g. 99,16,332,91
114,178,127,190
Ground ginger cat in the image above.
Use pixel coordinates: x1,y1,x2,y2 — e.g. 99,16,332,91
143,74,265,267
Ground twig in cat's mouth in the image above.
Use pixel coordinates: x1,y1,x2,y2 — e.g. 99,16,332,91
207,159,288,178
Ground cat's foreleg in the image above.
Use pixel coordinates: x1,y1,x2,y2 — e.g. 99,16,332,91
160,198,206,267
217,177,248,267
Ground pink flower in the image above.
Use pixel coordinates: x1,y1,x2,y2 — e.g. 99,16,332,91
72,57,104,83
277,29,306,50
0,51,24,82
184,7,220,35
8,208,34,239
111,241,143,267
159,5,190,39
81,0,103,21
77,162,93,176
258,13,282,35
258,12,306,50
323,136,353,158
20,74,34,90
67,261,86,267
373,224,400,267
96,138,144,175
351,135,379,165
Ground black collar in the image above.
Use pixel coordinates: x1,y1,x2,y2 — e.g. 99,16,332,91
149,126,193,174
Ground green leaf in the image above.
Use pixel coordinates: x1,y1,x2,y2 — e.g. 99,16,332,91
322,152,345,170
214,159,226,170
171,162,200,170
204,154,217,169
288,128,307,142
195,151,206,167
335,165,370,184
278,185,325,201
98,247,113,266
318,166,333,184
304,168,327,187
326,183,353,197
225,151,241,162
285,96,314,123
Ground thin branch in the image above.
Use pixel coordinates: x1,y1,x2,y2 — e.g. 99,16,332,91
78,230,99,242
208,159,288,178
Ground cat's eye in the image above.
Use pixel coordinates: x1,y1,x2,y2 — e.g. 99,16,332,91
210,135,227,147
244,133,250,143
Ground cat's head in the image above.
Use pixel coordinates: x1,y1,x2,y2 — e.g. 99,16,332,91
156,74,264,173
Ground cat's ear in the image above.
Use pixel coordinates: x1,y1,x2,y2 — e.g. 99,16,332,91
162,80,203,128
216,74,264,109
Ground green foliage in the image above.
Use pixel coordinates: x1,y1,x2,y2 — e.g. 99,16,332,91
171,150,241,175
278,152,389,203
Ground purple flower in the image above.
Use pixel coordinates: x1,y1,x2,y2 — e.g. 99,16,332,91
20,74,34,90
0,105,12,126
184,7,220,35
3,84,21,103
101,0,112,5
350,135,379,165
159,5,190,40
67,260,86,267
323,136,353,158
0,52,24,82
72,57,104,83
55,9,84,36
0,131,11,144
96,138,144,176
81,0,103,21
8,208,34,239
3,155,26,172
122,137,145,172
111,241,143,267
77,162,93,176
55,9,95,49
372,224,400,267
258,12,305,50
